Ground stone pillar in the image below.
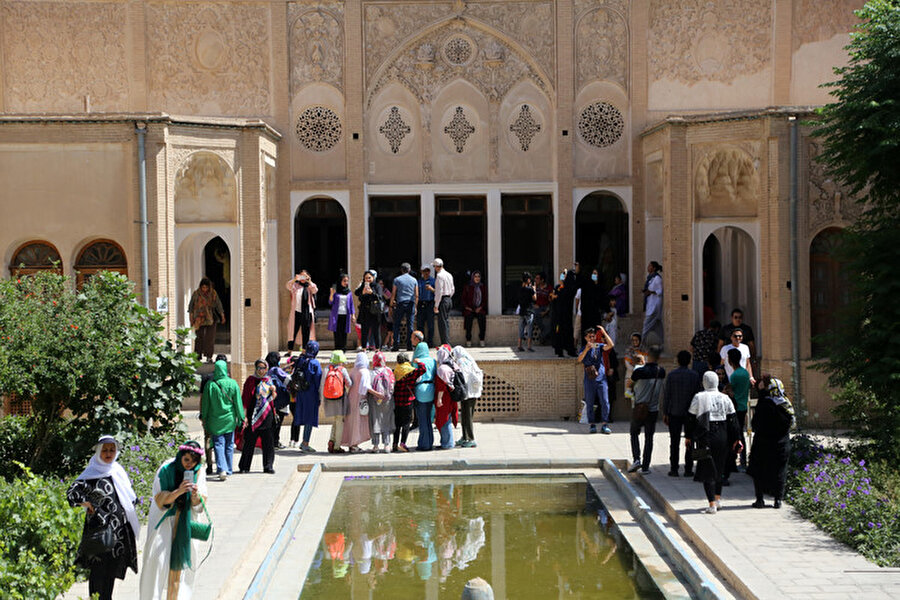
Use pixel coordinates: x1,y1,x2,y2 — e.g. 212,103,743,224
662,124,693,353
556,0,575,274
149,123,176,338
486,188,502,315
421,189,436,265
345,0,366,278
631,1,651,308
239,132,268,378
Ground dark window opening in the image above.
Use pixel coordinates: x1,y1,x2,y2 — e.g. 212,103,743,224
435,195,487,311
501,194,553,312
368,196,421,289
295,198,348,308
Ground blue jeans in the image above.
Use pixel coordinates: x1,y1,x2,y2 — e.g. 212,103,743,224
415,401,434,451
213,431,235,475
518,310,535,341
393,301,416,349
584,377,610,424
438,420,454,449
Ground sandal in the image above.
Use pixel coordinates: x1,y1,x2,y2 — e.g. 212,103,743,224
327,440,335,454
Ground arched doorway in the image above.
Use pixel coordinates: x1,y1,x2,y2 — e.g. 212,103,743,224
575,192,628,293
294,198,347,308
702,226,759,344
809,227,847,358
8,241,62,276
75,239,127,288
203,236,231,350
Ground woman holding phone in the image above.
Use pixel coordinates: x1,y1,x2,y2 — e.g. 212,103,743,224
140,440,209,600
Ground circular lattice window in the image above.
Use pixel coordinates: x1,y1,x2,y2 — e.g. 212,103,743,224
577,102,624,148
295,106,343,152
443,34,475,66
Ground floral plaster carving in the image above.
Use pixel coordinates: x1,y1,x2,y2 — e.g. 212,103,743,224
289,3,344,93
364,2,554,90
174,152,238,224
793,0,861,49
367,23,550,108
649,0,771,84
576,6,628,89
577,102,624,148
147,2,270,115
694,147,760,218
295,106,343,152
443,106,476,153
807,141,865,231
379,106,413,154
509,104,542,151
1,1,128,112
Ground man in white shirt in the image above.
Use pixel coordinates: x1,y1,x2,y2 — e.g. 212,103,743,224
432,257,455,345
719,329,755,383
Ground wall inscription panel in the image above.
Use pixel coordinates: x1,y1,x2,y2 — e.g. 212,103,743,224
694,145,760,218
146,2,271,115
649,0,771,84
1,1,128,112
289,2,344,93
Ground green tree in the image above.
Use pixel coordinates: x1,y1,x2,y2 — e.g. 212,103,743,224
0,270,198,469
813,0,900,461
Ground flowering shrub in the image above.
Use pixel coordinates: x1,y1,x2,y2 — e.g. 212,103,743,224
787,436,900,567
117,432,182,522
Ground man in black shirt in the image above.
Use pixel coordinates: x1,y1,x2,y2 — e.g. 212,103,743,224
663,351,702,477
717,309,756,357
516,272,537,352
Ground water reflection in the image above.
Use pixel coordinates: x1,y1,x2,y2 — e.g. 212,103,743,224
300,476,661,599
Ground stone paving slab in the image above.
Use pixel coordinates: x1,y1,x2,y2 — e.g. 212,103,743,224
64,419,900,599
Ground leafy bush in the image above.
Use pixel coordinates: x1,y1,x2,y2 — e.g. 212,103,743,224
787,435,900,566
0,270,198,470
0,464,83,599
0,416,84,481
118,432,182,522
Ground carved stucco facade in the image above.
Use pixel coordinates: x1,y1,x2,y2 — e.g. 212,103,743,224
0,0,865,414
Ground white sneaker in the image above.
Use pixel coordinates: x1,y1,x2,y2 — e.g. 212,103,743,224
715,499,722,509
384,446,392,454
219,472,228,482
703,505,717,514
627,460,641,473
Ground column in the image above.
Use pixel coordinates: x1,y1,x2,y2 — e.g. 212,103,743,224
420,189,436,264
239,132,267,375
662,125,693,353
490,513,506,600
486,189,502,315
345,0,366,278
556,0,575,274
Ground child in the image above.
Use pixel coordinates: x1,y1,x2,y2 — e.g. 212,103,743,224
392,353,426,452
623,332,648,402
516,272,537,352
601,296,618,346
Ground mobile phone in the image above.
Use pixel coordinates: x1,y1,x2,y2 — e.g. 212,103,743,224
183,470,194,485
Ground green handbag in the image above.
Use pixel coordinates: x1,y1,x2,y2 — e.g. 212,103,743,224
190,496,213,541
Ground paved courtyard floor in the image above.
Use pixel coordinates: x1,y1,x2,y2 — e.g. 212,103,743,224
64,420,900,600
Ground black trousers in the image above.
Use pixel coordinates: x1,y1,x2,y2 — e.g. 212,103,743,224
393,404,413,448
288,311,311,350
667,414,694,473
416,301,435,346
460,398,476,441
630,411,658,469
88,558,118,600
464,313,486,341
437,297,452,345
239,425,275,472
333,314,348,350
360,313,381,349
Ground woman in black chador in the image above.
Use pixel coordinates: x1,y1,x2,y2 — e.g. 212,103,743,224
747,376,795,509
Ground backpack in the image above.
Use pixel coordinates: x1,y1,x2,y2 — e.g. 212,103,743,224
371,368,394,405
323,365,345,400
449,369,468,403
269,370,291,411
289,357,311,395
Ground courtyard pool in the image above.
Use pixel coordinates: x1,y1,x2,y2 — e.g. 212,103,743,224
297,474,663,599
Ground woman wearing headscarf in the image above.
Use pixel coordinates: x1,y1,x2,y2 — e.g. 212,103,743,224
291,340,323,453
461,270,487,347
747,376,795,509
322,350,353,453
139,440,208,600
392,352,427,452
188,277,224,363
608,272,628,317
368,351,395,453
286,270,318,351
412,341,437,451
355,270,384,351
434,344,459,449
342,352,373,453
684,372,743,515
238,359,276,474
68,435,140,600
200,359,244,481
641,261,663,348
451,345,484,448
328,274,355,351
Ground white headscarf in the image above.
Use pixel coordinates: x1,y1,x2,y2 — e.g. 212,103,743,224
76,434,140,538
353,352,372,397
451,345,484,398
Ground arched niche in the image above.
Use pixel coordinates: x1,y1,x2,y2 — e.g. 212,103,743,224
74,239,127,288
291,83,346,181
575,192,629,296
8,240,62,276
809,227,847,358
368,83,423,183
431,78,489,181
174,151,238,224
293,196,348,308
574,81,630,178
702,225,759,348
499,79,552,182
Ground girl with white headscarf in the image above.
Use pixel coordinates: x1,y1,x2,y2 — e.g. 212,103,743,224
342,352,373,452
451,345,483,447
67,435,140,600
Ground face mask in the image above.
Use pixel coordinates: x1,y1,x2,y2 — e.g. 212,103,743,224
591,274,598,282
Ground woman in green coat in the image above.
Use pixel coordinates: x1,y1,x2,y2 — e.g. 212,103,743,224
200,359,245,481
